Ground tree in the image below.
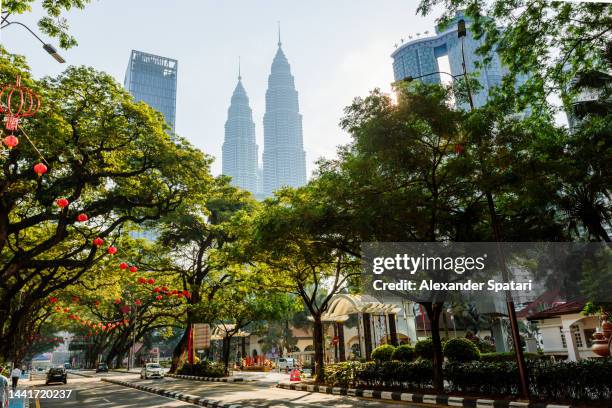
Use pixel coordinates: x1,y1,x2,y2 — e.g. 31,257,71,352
2,0,94,49
150,177,256,372
249,186,361,382
417,0,612,111
0,54,212,362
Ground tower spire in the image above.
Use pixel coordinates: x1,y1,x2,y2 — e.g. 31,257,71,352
238,56,241,81
277,21,281,47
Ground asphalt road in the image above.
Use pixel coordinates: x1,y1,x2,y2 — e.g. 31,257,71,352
27,371,442,408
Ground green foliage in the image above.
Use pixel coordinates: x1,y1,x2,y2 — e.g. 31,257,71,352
4,0,93,48
443,338,481,362
370,344,395,362
467,336,495,353
446,360,612,402
414,338,435,360
323,359,612,402
391,344,416,362
177,361,225,378
480,352,545,363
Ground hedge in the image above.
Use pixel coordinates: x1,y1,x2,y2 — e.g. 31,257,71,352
443,338,480,362
480,352,546,362
391,344,415,362
323,358,612,402
177,361,225,377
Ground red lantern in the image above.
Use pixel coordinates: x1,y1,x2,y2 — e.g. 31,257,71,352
147,278,155,285
454,143,465,155
161,286,169,293
119,262,128,270
49,297,58,303
114,298,121,304
107,246,117,255
77,213,89,222
138,277,146,284
153,287,161,293
156,295,163,301
55,198,69,209
63,307,70,313
94,300,101,306
33,162,47,177
120,306,130,314
129,266,138,273
134,299,142,306
3,135,19,149
171,290,178,295
92,237,104,247
183,290,191,299
0,75,41,131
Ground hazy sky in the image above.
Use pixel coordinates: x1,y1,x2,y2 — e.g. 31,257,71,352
2,0,443,177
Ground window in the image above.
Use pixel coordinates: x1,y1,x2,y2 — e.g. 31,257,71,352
560,327,567,348
572,326,583,348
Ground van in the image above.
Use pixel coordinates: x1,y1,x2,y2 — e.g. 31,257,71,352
277,358,295,370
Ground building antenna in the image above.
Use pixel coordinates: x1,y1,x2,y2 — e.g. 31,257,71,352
277,21,282,47
238,56,241,80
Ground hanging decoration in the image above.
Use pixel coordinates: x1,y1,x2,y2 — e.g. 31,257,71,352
129,266,138,273
0,75,40,132
55,198,69,209
77,213,89,222
92,237,104,247
33,162,47,177
3,135,18,149
107,246,117,255
119,262,128,270
147,278,155,285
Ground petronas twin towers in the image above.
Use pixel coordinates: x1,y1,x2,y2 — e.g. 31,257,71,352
221,32,306,198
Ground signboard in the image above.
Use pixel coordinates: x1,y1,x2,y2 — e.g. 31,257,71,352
193,323,210,349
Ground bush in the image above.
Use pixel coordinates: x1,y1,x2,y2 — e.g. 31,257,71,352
480,352,545,362
371,344,395,362
467,337,496,353
443,338,481,362
177,361,225,377
324,361,361,387
391,344,415,362
414,338,434,359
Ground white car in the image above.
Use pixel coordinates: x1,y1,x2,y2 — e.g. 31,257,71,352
140,363,164,379
0,374,8,408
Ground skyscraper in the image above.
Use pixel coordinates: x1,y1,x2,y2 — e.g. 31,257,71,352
262,30,307,197
222,65,259,195
124,50,178,132
391,13,510,108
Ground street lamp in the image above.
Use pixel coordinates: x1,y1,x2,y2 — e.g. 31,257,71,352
0,14,66,63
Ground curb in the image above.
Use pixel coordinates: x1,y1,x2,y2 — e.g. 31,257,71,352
276,382,574,408
166,374,245,383
102,378,254,407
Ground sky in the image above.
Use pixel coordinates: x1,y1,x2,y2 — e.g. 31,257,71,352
1,0,444,177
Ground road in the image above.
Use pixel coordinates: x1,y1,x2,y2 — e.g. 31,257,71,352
26,371,442,407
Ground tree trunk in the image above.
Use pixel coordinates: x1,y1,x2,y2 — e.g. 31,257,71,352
313,315,325,382
222,335,232,375
170,328,188,373
424,302,444,393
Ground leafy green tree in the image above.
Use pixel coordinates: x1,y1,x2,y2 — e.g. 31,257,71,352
2,0,94,49
0,54,212,362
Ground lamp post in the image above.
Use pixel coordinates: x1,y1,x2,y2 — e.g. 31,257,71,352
0,13,66,63
402,18,530,399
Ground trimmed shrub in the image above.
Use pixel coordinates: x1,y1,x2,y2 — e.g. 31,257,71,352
177,361,225,377
371,344,395,362
324,361,362,387
443,338,481,362
391,344,415,362
414,338,434,359
467,337,496,353
480,352,546,362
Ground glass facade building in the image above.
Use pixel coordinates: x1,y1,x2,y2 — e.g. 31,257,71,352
222,74,259,195
391,14,516,109
262,39,307,197
124,50,178,132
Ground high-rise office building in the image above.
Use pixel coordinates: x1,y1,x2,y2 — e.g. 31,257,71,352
124,50,178,132
391,13,510,108
262,32,307,197
222,68,259,195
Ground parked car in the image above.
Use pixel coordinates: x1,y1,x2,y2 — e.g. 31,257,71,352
277,357,296,370
140,363,164,379
96,363,108,373
45,367,67,385
63,363,71,369
0,374,8,408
